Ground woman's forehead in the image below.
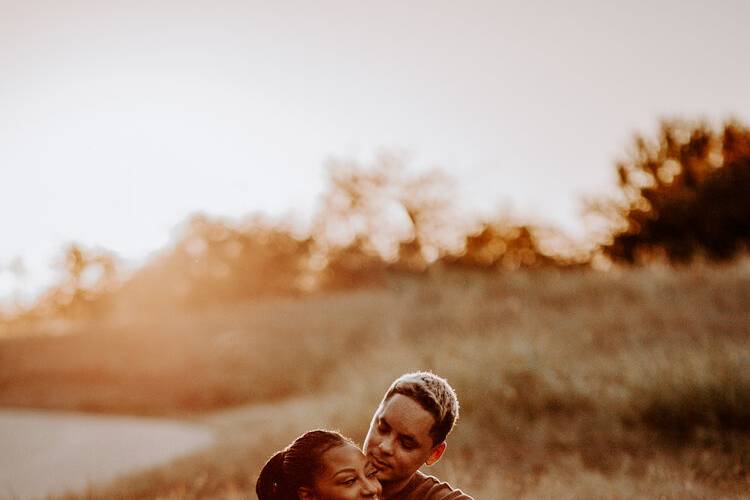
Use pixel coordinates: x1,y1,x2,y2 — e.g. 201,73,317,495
321,442,366,476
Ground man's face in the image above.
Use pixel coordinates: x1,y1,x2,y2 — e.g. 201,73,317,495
363,394,439,483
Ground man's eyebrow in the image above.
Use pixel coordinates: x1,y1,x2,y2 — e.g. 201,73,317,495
398,432,418,443
379,416,418,443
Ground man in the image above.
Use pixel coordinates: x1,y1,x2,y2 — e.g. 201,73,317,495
363,372,473,499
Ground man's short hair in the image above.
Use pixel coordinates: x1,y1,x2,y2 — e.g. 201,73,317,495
383,371,460,446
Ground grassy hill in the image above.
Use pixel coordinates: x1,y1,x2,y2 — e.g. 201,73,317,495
1,266,749,498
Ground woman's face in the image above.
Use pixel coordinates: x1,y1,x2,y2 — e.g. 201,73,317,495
303,442,382,499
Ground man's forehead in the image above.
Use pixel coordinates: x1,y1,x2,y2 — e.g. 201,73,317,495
378,393,435,439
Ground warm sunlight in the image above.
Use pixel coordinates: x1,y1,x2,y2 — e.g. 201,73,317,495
2,3,750,498
3,1,749,303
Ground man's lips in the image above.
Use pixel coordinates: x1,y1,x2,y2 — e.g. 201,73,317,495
369,455,391,470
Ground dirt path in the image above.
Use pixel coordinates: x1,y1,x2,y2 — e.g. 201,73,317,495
0,409,215,500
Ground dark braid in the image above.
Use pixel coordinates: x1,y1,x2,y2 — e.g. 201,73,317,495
256,429,352,499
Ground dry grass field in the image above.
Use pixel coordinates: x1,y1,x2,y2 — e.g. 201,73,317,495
1,265,749,498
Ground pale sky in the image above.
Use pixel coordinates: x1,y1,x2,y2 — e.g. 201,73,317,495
1,0,749,302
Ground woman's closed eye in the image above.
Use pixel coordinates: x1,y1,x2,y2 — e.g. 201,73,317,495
340,477,357,486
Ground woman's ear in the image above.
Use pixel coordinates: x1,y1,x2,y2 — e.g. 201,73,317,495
425,441,446,466
298,486,315,500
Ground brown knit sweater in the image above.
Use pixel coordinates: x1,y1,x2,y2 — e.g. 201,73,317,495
386,471,473,500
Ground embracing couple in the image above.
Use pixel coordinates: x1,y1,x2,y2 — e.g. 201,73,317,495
256,371,473,500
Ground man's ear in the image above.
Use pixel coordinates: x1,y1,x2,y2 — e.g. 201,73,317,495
298,486,315,500
425,441,446,466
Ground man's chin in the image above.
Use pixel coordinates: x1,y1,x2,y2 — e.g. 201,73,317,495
367,454,391,478
375,468,396,482
375,467,398,483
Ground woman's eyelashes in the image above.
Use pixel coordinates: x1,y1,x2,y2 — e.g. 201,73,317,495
340,468,380,487
340,475,371,487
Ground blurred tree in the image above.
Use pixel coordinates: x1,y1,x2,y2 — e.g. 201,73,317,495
316,236,387,290
594,119,750,263
440,222,558,270
7,256,26,279
120,214,313,308
314,152,457,271
34,244,119,318
391,237,429,273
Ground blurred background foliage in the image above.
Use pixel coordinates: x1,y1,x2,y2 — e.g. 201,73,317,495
3,118,750,325
591,119,750,263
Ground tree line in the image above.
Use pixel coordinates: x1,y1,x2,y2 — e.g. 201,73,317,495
4,118,750,321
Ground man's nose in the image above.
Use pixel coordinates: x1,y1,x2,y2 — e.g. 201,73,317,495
361,476,381,497
379,436,394,455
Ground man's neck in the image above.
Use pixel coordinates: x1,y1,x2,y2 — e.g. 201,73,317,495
381,472,418,498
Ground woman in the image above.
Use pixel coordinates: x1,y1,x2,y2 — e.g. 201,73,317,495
256,429,382,500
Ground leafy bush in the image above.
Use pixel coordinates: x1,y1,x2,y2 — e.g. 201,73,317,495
597,120,750,263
